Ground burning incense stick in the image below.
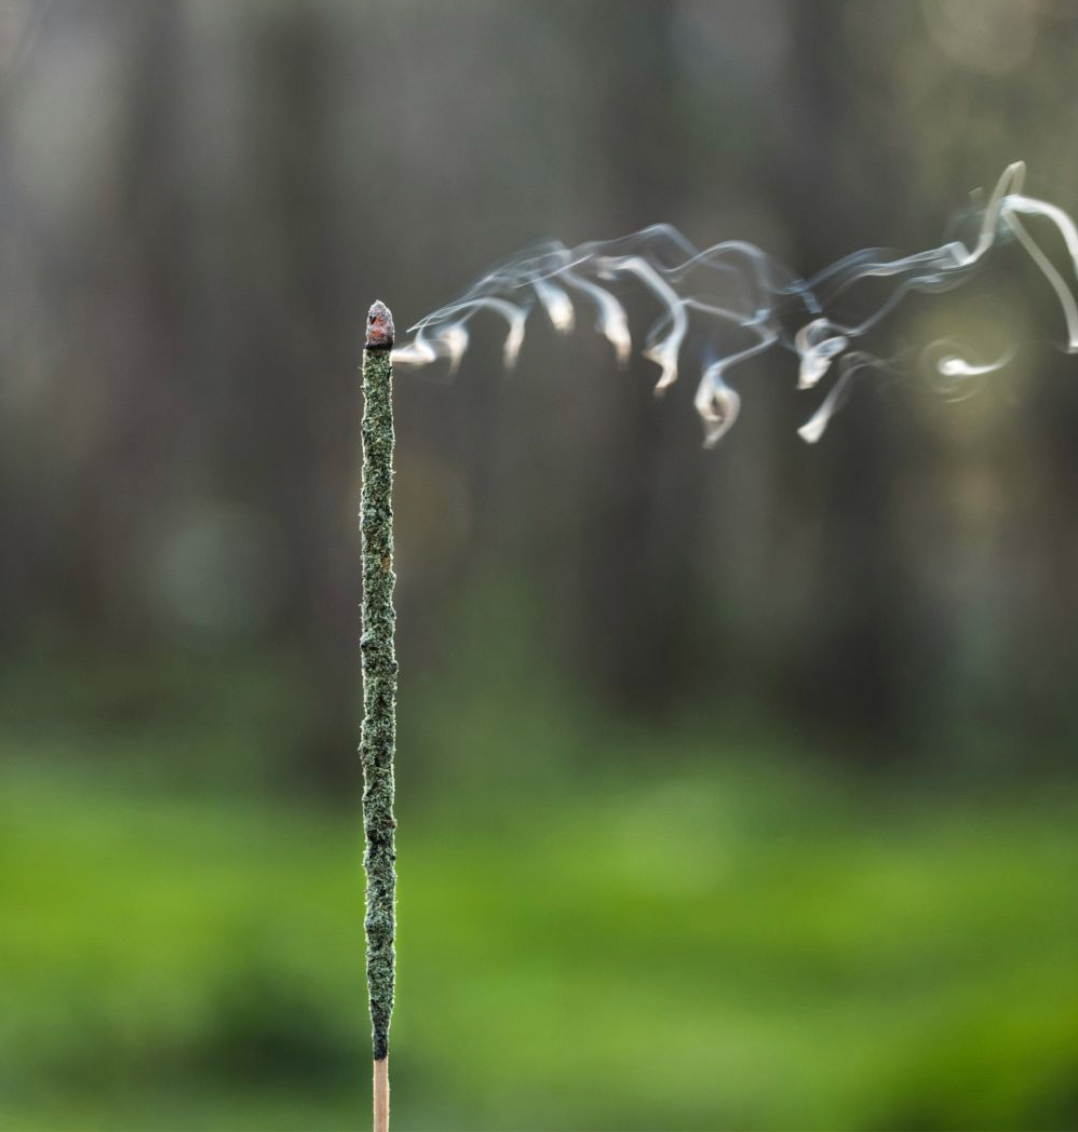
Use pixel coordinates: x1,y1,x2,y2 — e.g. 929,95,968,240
360,299,397,1132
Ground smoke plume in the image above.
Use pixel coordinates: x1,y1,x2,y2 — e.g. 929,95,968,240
393,164,1078,445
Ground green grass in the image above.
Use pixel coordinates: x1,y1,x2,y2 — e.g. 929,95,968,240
2,748,1077,1131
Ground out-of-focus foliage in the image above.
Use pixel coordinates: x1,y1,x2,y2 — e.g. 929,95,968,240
4,646,1078,1130
5,719,1078,1132
2,1,1078,1129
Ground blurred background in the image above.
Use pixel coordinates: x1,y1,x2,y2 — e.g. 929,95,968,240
3,1,1078,1128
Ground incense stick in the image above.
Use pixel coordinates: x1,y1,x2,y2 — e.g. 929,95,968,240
360,299,397,1132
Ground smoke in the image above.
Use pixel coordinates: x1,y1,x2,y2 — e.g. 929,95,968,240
393,163,1078,446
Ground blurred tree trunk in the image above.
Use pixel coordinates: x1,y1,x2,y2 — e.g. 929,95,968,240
570,0,710,716
244,7,361,792
768,0,912,756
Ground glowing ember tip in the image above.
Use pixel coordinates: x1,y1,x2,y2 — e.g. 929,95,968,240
366,300,395,350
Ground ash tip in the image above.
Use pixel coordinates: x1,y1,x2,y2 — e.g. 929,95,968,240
366,300,395,349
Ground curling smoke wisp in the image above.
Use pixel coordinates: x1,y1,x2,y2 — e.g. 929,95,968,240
393,164,1078,445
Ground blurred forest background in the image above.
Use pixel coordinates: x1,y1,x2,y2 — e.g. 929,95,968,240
3,1,1078,1129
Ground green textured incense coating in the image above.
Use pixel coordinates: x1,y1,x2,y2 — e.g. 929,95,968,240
360,300,397,1071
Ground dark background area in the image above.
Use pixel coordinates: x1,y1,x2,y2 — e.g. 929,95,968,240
2,2,1078,1129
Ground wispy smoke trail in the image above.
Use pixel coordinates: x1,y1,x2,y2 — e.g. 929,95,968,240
394,163,1078,445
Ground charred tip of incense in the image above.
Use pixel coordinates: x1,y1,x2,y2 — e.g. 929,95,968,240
366,300,395,350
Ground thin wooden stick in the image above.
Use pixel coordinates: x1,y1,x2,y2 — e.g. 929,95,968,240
372,1055,390,1132
361,300,397,1131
